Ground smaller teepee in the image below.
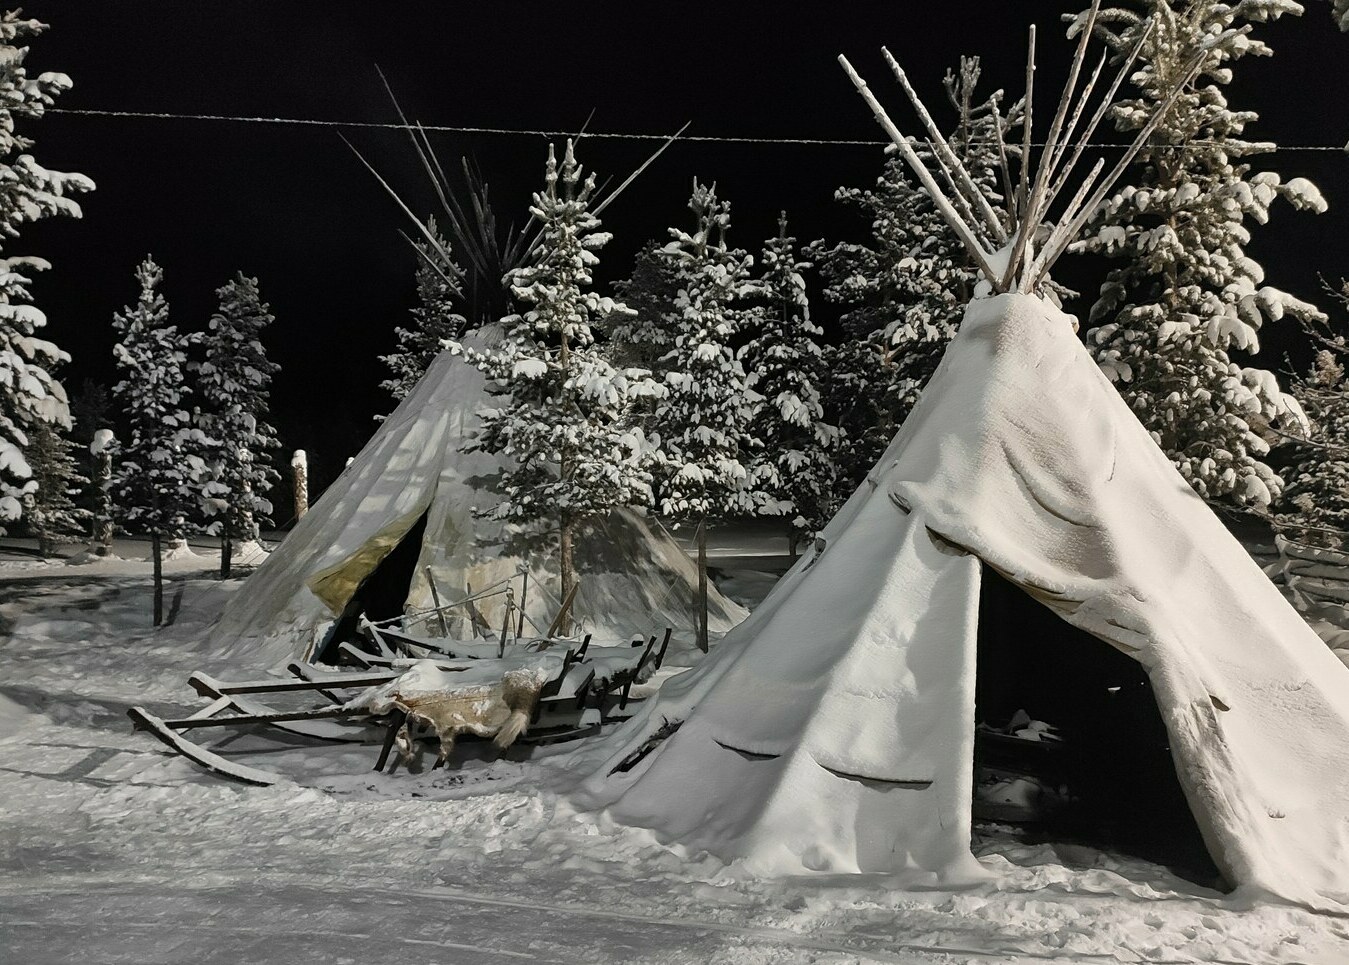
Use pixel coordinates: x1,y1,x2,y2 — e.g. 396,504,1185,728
209,330,746,669
571,7,1349,910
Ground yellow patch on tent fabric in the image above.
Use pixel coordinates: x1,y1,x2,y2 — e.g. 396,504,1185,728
305,509,427,615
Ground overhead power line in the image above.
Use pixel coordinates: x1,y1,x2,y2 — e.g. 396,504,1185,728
48,107,1349,152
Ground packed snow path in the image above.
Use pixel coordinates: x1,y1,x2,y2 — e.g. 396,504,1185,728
1,567,1347,964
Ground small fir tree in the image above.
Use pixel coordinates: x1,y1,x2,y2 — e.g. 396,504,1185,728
648,181,762,649
1070,0,1327,510
22,420,87,556
738,213,839,546
452,142,662,633
809,58,1016,493
194,273,281,577
0,12,94,530
110,257,206,625
381,216,468,404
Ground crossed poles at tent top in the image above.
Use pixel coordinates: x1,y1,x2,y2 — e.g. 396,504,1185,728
839,0,1237,296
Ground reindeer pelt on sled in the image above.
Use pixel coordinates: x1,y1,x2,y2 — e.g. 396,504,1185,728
393,669,544,766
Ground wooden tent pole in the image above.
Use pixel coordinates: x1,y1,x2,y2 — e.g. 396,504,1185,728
425,567,450,636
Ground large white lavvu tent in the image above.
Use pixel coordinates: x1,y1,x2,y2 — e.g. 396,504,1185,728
575,291,1349,907
572,20,1349,910
210,331,746,669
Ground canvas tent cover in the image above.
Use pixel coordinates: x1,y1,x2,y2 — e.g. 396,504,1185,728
573,293,1349,909
210,332,746,669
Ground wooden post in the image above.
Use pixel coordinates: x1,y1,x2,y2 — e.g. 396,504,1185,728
425,567,450,637
151,532,163,627
517,569,528,637
696,518,709,653
220,533,232,581
546,581,580,639
499,587,512,658
291,450,308,521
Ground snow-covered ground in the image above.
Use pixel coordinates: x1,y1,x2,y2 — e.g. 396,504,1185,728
2,557,1348,964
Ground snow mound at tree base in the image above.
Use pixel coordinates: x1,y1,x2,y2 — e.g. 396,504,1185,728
230,540,269,564
160,539,197,562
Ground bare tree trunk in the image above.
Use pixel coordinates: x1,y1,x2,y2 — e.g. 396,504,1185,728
152,532,164,627
220,533,232,580
559,511,574,639
557,330,572,637
697,518,709,653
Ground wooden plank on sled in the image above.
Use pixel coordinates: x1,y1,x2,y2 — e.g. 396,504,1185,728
189,670,396,698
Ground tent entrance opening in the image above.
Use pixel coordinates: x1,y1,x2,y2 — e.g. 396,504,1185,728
973,563,1219,885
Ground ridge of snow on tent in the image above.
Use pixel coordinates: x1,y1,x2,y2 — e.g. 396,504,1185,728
208,328,746,669
569,7,1349,912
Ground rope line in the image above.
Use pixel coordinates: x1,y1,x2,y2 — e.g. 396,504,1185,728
48,108,1348,151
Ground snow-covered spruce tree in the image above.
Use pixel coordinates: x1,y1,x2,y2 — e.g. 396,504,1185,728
1070,0,1327,510
111,258,207,625
193,273,281,578
0,12,94,530
648,180,761,649
1278,280,1349,547
610,239,683,371
452,141,662,635
809,58,1015,493
380,216,468,405
738,213,839,546
22,420,87,556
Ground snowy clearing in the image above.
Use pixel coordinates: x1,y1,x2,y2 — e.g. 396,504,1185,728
1,561,1348,964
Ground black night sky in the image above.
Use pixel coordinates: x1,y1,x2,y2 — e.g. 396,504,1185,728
18,1,1349,498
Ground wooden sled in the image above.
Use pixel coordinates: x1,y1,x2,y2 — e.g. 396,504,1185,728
131,625,675,785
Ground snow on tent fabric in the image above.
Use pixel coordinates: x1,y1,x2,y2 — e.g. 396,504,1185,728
572,293,1349,909
208,328,746,668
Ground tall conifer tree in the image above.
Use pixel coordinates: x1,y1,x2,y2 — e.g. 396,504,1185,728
111,258,205,624
0,12,93,529
1071,0,1327,509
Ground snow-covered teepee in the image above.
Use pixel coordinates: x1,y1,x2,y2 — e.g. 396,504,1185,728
209,329,746,669
571,8,1349,909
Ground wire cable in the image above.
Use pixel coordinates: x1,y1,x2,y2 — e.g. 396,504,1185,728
48,107,1349,151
